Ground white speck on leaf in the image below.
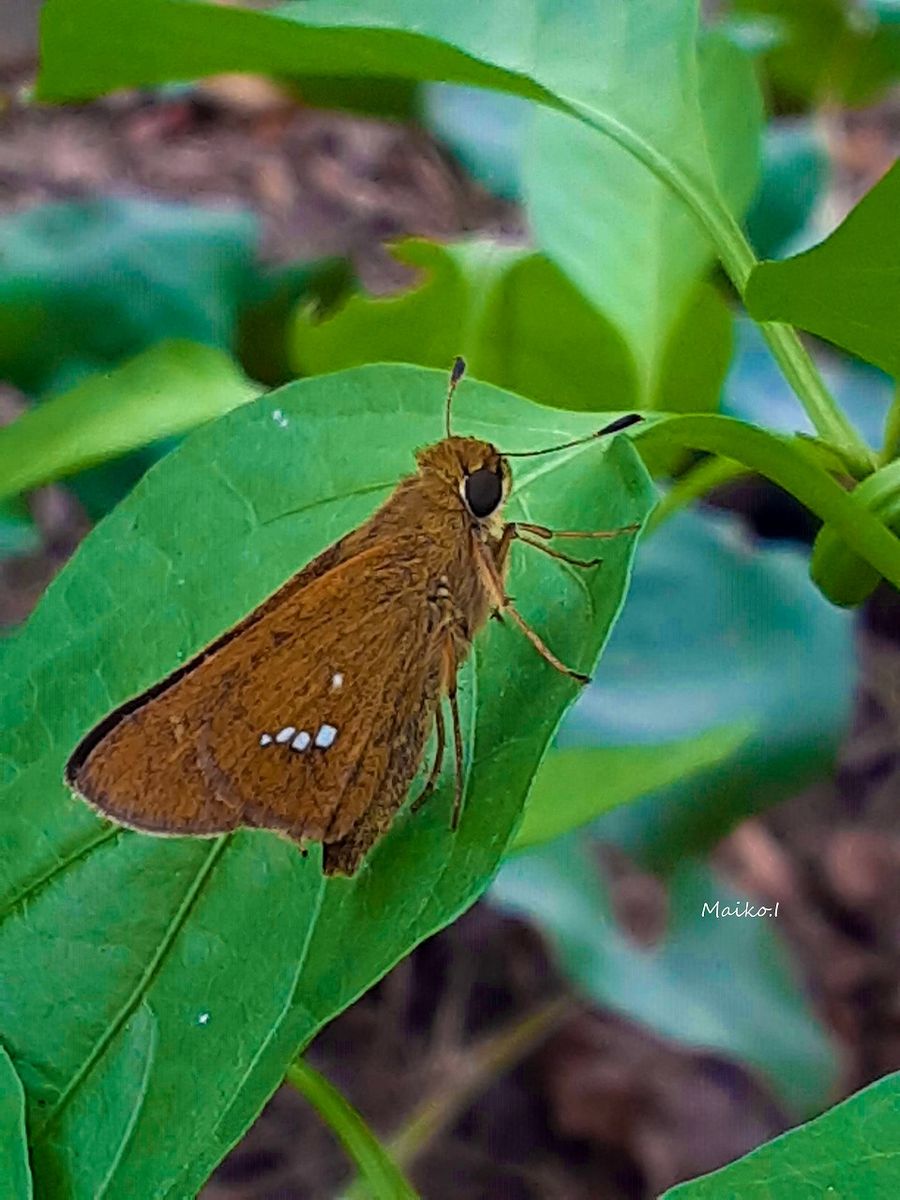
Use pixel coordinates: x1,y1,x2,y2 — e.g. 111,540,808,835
198,1012,210,1025
272,408,289,428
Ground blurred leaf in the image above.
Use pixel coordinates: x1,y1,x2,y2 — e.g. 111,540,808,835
0,1044,31,1200
841,24,900,105
663,1071,900,1199
492,845,838,1117
0,499,39,562
0,365,653,1199
237,258,355,388
291,74,418,118
652,282,733,416
733,0,849,104
290,238,635,411
474,252,636,408
745,120,829,259
734,0,900,106
289,238,480,376
512,724,752,853
556,507,854,869
0,342,260,501
422,83,528,201
523,31,761,405
285,1060,418,1200
746,161,900,378
36,1,759,370
0,197,258,396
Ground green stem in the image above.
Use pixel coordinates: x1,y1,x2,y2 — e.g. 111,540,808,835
565,100,873,474
880,380,900,466
284,1059,418,1200
635,415,900,590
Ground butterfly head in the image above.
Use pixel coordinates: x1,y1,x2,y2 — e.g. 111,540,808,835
415,436,511,526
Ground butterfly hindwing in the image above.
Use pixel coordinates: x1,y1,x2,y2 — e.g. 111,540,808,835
67,539,446,863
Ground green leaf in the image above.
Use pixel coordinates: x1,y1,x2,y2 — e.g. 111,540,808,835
651,282,734,416
734,0,900,107
663,1070,900,1199
0,364,653,1199
512,724,752,853
0,197,258,396
285,1059,418,1200
746,161,900,379
289,239,635,411
34,0,734,264
522,31,760,404
38,0,867,462
562,506,854,870
0,342,260,501
237,257,355,388
0,1044,32,1199
733,0,853,105
492,847,838,1117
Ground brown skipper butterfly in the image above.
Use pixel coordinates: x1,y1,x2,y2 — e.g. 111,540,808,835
65,360,640,875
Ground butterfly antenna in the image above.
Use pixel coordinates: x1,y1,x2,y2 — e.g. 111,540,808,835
502,412,643,458
446,356,466,437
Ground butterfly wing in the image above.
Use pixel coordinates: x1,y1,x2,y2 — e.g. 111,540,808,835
66,538,448,871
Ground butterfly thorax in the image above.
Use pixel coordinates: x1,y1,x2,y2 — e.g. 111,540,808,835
349,435,511,645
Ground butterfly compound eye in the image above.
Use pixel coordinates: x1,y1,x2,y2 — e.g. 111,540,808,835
464,467,503,518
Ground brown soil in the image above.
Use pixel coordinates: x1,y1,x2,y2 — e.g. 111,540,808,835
2,65,897,1200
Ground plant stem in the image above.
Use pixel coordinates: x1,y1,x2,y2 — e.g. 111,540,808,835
566,100,874,474
341,994,576,1200
387,994,575,1171
284,1058,418,1200
712,216,874,473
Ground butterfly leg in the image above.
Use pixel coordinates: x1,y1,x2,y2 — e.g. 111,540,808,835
517,536,603,569
474,537,590,684
448,682,465,830
503,521,641,570
516,521,641,541
410,701,446,814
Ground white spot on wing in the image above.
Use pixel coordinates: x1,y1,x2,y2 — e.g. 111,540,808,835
291,731,311,751
331,672,344,690
198,1012,210,1026
272,408,288,428
275,726,296,743
315,723,338,749
259,733,273,746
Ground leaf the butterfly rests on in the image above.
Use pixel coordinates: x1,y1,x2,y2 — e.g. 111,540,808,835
1,365,653,1198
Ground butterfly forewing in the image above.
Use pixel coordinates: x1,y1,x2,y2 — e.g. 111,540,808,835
67,538,446,871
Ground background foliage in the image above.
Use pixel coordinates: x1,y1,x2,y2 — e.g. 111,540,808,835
1,0,898,1195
